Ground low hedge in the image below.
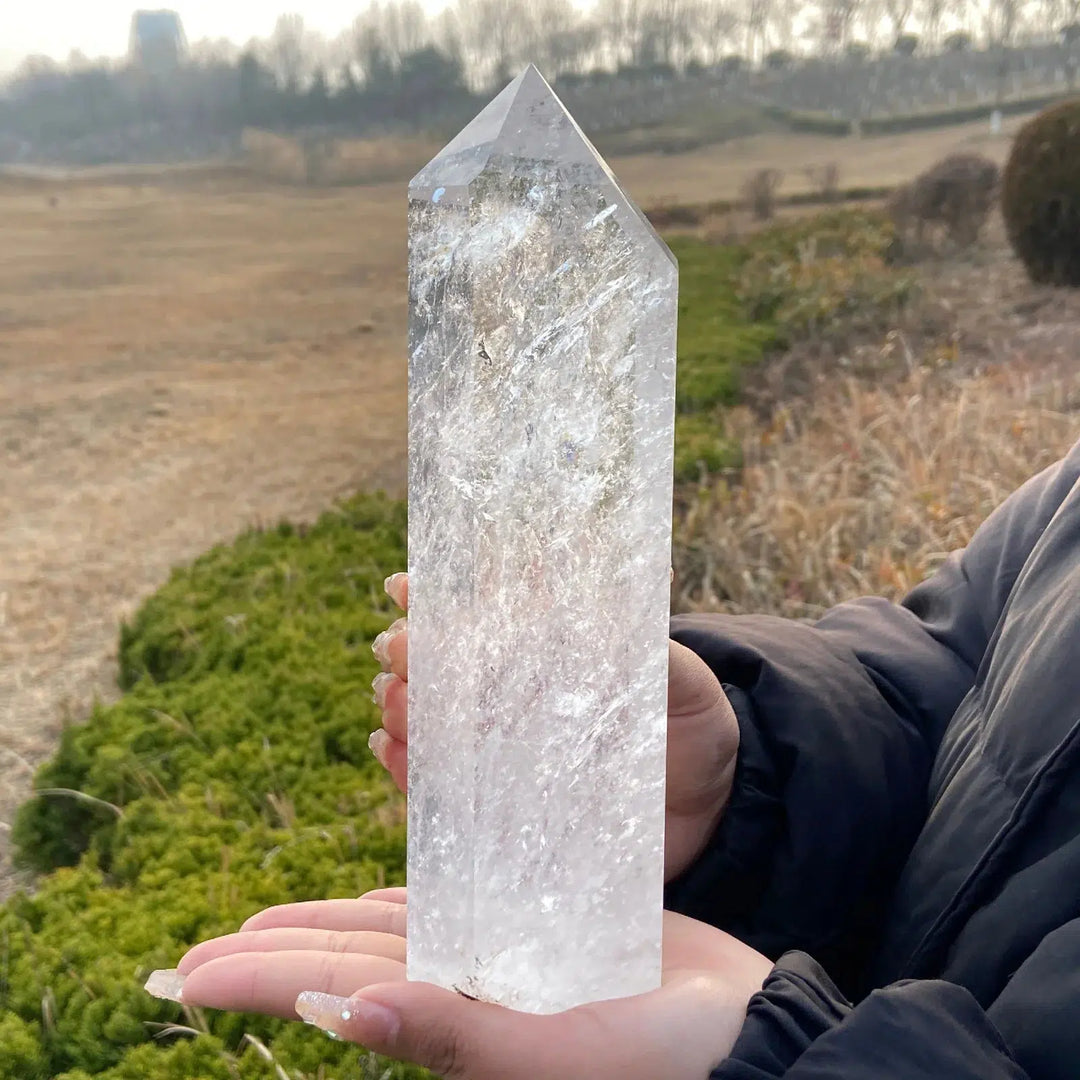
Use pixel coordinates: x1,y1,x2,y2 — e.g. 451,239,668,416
765,88,1074,136
2,494,426,1080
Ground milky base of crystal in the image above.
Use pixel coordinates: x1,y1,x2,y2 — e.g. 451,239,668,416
406,66,677,1015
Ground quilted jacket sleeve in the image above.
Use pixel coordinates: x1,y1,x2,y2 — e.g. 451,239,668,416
665,441,1080,988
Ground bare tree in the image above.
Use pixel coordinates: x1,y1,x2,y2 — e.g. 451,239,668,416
525,0,598,75
187,38,241,65
450,0,535,86
739,0,774,60
815,0,864,52
767,0,801,50
915,0,952,48
594,0,649,68
856,0,889,45
691,0,742,62
640,0,704,68
969,0,1026,99
266,14,309,90
262,14,331,92
381,0,430,64
884,0,916,39
430,7,467,75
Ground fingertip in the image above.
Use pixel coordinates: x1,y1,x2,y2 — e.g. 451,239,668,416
384,573,409,611
368,728,392,770
176,942,209,976
386,628,407,682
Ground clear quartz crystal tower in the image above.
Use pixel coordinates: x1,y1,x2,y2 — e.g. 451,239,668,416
407,65,678,1015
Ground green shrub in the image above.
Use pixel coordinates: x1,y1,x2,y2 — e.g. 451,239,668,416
2,493,426,1079
767,90,1072,137
666,213,910,481
736,210,916,343
1002,98,1080,286
667,235,779,481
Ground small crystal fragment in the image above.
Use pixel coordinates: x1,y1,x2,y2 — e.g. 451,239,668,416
407,66,677,1014
144,969,186,1003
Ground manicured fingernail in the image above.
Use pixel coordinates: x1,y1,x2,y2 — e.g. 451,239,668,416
372,671,394,708
385,573,407,608
144,969,185,1003
372,619,405,667
372,631,390,666
295,991,399,1043
368,729,391,769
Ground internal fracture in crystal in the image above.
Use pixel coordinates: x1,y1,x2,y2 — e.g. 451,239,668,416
406,65,678,1015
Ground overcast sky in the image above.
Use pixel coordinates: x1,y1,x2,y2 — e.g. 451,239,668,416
2,2,436,70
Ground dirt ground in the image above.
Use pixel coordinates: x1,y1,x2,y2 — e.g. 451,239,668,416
0,172,409,897
0,115,1070,897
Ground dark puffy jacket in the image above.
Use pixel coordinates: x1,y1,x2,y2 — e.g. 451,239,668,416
667,439,1080,1079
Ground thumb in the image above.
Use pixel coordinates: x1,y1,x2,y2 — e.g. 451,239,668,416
296,975,745,1080
666,641,739,807
296,981,572,1080
668,639,731,722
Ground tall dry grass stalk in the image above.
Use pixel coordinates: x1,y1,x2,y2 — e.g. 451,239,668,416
674,364,1080,618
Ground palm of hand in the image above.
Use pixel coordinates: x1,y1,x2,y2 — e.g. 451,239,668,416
173,890,771,1080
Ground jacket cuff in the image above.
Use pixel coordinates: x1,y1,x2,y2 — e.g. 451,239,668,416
710,952,849,1079
712,953,1025,1080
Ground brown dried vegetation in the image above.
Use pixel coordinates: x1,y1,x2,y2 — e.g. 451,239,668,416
887,152,1000,253
673,362,1080,617
742,167,784,221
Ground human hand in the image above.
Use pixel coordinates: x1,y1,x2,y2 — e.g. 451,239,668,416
373,572,739,880
156,888,772,1080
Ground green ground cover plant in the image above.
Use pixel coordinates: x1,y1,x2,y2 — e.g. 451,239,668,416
0,211,913,1078
3,496,424,1080
672,209,914,481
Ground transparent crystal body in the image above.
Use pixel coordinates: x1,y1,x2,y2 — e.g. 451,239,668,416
406,65,678,1014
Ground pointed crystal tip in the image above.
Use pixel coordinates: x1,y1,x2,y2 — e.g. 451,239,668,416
144,968,186,1003
410,62,605,197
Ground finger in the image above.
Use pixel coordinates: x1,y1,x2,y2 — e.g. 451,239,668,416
178,928,405,976
368,729,407,793
238,898,407,938
373,673,407,742
359,887,407,904
296,981,574,1080
384,572,408,611
181,950,406,1019
667,640,728,721
372,619,407,681
309,974,752,1080
666,641,739,814
385,623,407,681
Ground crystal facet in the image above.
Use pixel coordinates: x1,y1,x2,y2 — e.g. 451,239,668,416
406,65,678,1015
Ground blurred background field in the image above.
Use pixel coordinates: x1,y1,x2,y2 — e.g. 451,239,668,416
3,3,1080,1076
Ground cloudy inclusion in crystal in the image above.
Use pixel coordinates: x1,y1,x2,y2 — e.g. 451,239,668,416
406,65,678,1015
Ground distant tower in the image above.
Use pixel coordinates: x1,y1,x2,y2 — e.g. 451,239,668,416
129,10,188,73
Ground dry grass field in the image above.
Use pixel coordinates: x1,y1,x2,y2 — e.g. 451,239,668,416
0,171,411,896
0,113,1075,897
610,113,1023,205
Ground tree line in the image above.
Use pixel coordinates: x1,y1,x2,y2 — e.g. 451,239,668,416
2,0,1078,149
